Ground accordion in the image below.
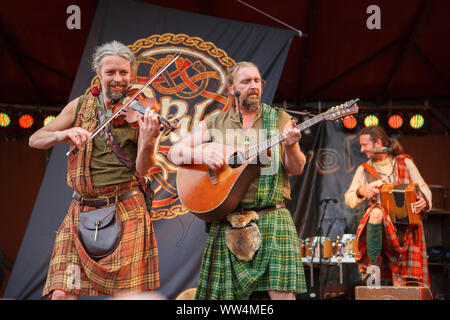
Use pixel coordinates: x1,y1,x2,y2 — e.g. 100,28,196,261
378,183,421,225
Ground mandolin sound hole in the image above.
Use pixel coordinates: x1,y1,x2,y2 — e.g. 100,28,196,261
228,151,245,168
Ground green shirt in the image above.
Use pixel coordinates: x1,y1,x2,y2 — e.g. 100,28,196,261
75,96,139,188
204,104,292,204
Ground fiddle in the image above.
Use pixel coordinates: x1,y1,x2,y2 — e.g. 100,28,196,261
66,53,180,156
112,88,178,132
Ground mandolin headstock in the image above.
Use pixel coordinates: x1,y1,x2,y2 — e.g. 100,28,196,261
324,98,360,121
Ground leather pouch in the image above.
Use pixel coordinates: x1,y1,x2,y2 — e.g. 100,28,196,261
79,205,121,260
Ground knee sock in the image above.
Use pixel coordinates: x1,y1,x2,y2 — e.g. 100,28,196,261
366,222,382,261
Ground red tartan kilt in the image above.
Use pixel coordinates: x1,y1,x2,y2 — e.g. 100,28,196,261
355,204,430,287
42,181,160,297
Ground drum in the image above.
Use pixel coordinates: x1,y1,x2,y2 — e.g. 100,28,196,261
304,236,334,259
338,234,357,258
322,238,334,259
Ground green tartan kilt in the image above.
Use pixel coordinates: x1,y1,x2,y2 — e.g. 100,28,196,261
195,208,306,300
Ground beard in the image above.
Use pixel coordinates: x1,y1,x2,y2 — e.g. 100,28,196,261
104,81,128,102
365,152,375,160
242,90,261,112
365,150,381,160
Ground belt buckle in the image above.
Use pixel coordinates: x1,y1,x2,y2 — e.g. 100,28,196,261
99,196,110,207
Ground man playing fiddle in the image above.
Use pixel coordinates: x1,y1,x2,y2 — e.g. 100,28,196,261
29,41,161,299
345,126,432,287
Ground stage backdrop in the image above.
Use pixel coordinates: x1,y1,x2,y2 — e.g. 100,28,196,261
5,0,295,299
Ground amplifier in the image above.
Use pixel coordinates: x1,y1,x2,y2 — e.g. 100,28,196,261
355,286,432,300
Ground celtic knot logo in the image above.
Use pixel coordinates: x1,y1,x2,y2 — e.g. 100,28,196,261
86,34,235,220
135,54,227,104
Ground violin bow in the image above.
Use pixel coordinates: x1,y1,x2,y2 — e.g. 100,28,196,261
66,52,181,156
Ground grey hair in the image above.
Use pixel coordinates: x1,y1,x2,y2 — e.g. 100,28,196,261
92,40,136,71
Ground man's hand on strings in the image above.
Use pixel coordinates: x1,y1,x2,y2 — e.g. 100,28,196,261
282,120,301,147
203,147,225,171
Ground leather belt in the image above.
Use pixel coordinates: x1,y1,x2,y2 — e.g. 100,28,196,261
236,203,286,217
72,188,141,207
256,203,286,216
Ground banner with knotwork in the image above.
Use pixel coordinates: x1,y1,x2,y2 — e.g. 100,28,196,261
85,33,235,221
6,0,295,300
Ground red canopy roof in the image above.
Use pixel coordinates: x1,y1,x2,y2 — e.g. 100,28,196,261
1,0,449,107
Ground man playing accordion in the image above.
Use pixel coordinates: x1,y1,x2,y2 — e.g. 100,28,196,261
345,126,432,287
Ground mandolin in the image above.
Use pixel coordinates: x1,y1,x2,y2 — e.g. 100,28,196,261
176,99,359,222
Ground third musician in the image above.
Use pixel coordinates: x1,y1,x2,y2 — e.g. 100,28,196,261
345,126,432,287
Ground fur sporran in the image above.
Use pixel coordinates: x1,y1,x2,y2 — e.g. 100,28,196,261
225,211,261,261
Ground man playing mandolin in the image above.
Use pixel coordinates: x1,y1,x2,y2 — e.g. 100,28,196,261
345,126,432,287
169,61,307,300
29,41,161,299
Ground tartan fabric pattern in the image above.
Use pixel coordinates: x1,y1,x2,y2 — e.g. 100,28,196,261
67,94,98,196
43,181,160,297
356,154,430,287
253,104,283,209
195,208,306,300
195,104,305,299
43,95,159,297
394,154,412,183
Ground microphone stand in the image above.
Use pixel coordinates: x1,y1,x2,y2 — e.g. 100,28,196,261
318,200,329,299
318,200,330,265
307,199,330,296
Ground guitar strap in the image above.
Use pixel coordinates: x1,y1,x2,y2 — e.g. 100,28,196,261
106,136,137,174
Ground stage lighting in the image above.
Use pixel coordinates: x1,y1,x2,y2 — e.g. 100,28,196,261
363,114,379,127
18,114,34,129
43,115,56,126
387,114,403,129
0,112,11,127
409,113,425,130
342,115,357,130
